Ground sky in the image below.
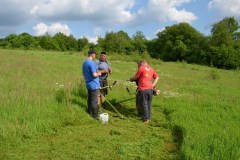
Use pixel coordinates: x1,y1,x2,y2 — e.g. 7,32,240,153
0,0,240,44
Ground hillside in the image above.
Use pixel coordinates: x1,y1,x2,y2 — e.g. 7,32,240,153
0,49,239,159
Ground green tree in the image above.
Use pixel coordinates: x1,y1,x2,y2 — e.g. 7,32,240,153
52,33,78,51
211,17,239,46
101,31,132,54
132,31,147,54
77,37,89,51
39,33,59,51
53,33,67,51
0,34,18,48
66,35,78,51
16,32,36,50
155,22,205,62
210,17,240,69
146,38,159,58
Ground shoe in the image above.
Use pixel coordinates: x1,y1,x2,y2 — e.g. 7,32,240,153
143,119,150,124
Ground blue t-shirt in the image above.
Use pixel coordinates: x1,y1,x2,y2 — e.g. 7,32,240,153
95,60,111,80
82,59,100,90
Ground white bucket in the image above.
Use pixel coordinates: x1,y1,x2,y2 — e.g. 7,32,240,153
99,113,109,124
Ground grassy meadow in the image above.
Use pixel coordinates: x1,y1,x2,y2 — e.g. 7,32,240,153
0,49,239,159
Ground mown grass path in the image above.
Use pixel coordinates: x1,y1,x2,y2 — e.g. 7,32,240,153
1,106,181,160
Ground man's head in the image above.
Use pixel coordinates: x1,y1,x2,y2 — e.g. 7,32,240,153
100,51,107,61
88,49,96,59
137,59,147,67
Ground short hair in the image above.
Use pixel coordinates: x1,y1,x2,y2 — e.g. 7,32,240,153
88,49,96,55
137,59,147,66
101,51,107,55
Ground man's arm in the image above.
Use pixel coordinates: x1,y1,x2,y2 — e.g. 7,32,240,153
105,60,112,74
130,68,141,81
90,61,101,77
152,77,159,87
130,75,138,81
93,71,101,77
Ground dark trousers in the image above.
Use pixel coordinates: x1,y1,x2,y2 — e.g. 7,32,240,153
137,89,153,121
100,79,108,96
87,89,99,119
136,91,141,116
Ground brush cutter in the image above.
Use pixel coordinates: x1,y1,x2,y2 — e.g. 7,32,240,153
99,81,125,119
126,87,138,95
125,80,159,96
99,92,124,119
125,80,138,95
153,87,160,96
100,80,117,90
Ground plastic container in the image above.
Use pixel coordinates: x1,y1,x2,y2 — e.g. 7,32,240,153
99,113,109,124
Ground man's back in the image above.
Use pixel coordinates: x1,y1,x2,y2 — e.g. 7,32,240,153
136,65,158,91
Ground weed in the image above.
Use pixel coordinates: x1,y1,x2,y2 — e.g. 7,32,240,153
208,69,220,80
55,83,66,103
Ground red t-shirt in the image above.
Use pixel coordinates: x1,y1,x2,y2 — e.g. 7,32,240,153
135,64,158,91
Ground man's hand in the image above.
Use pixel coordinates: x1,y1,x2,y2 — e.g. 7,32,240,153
97,71,102,76
109,69,112,74
130,75,137,82
104,69,109,74
93,71,102,77
101,69,109,74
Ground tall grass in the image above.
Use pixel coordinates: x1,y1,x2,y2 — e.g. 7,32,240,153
157,62,240,159
0,49,239,159
0,50,83,139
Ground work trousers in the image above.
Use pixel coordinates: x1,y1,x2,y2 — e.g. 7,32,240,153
87,89,99,119
100,79,108,96
137,89,153,121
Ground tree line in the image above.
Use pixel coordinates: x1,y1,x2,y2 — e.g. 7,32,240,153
0,17,240,69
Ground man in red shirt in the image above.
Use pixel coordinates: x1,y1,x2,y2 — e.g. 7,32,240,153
130,60,159,123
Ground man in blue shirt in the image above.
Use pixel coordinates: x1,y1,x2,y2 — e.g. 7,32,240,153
95,51,112,103
82,49,101,119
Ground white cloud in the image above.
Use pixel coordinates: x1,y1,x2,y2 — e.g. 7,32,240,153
208,0,240,17
33,22,71,36
85,36,98,44
0,0,199,38
33,23,48,36
167,8,197,23
1,0,197,27
30,0,135,25
130,0,197,26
